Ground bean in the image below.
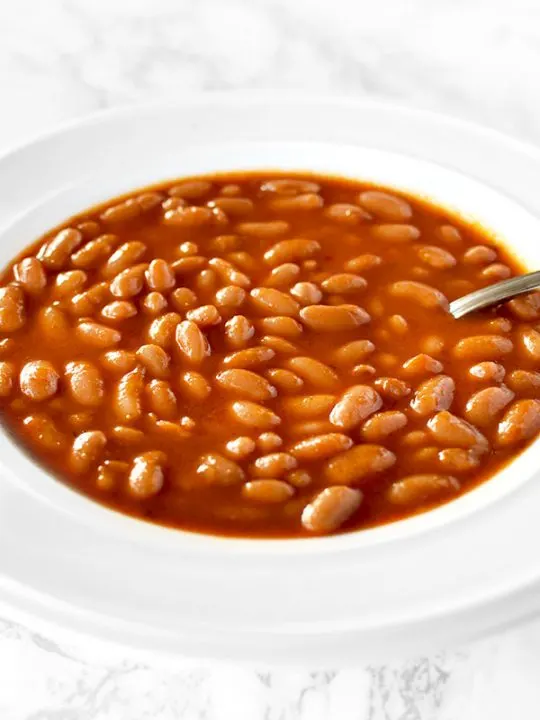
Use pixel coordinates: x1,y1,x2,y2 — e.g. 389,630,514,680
65,361,104,406
260,178,320,195
36,306,70,341
481,263,511,282
100,350,137,374
321,273,367,294
22,413,66,451
171,256,207,275
469,362,506,383
71,234,114,268
224,315,255,348
324,444,396,485
231,401,281,429
103,241,146,278
259,317,303,338
454,335,513,360
462,245,497,265
324,202,370,224
209,234,240,253
208,258,251,288
215,285,246,309
290,433,353,460
290,282,323,305
344,254,382,273
268,193,323,211
264,263,301,288
178,241,199,255
252,452,297,477
257,432,283,452
438,448,481,473
427,411,488,451
287,357,339,390
330,385,382,430
164,206,214,226
506,369,540,395
216,369,276,401
497,399,540,446
410,375,455,416
208,197,254,215
371,224,420,243
0,361,14,396
136,344,170,378
518,328,540,361
128,451,166,498
0,285,25,332
420,335,445,356
250,287,299,317
187,304,222,327
243,480,294,503
70,431,107,473
76,321,121,348
302,486,362,534
402,354,444,376
287,469,312,488
52,271,86,299
152,420,191,441
282,394,336,418
236,221,290,238
417,245,456,269
175,371,209,401
14,257,47,294
148,312,181,347
389,281,449,310
263,238,321,266
41,228,83,269
465,385,515,427
176,321,211,364
260,336,299,354
334,345,376,373
96,460,128,491
266,368,303,393
20,360,58,401
146,379,177,419
358,190,412,221
110,264,147,298
507,292,540,321
101,300,137,322
361,411,408,441
196,452,245,485
226,436,256,459
223,346,275,369
168,180,213,199
100,199,140,223
145,259,175,292
300,304,370,331
77,221,101,239
111,426,145,445
113,367,144,422
386,474,460,505
69,282,110,316
196,269,218,293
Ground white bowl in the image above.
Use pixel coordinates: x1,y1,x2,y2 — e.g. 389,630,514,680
1,94,540,666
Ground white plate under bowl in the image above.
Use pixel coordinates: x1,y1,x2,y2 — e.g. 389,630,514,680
0,94,540,666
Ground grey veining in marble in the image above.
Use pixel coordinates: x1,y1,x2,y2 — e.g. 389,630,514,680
1,0,540,717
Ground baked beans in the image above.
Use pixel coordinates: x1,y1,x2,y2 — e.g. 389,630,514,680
0,172,538,538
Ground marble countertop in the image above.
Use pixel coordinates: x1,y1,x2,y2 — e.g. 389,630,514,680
2,0,540,717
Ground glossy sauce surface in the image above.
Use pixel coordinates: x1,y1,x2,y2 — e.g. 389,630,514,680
0,173,539,537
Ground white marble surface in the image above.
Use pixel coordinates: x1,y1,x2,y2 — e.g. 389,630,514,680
2,0,540,717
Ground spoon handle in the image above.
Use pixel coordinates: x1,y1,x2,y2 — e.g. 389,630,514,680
448,270,540,319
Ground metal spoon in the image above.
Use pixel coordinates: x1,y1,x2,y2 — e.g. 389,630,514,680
448,270,540,319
